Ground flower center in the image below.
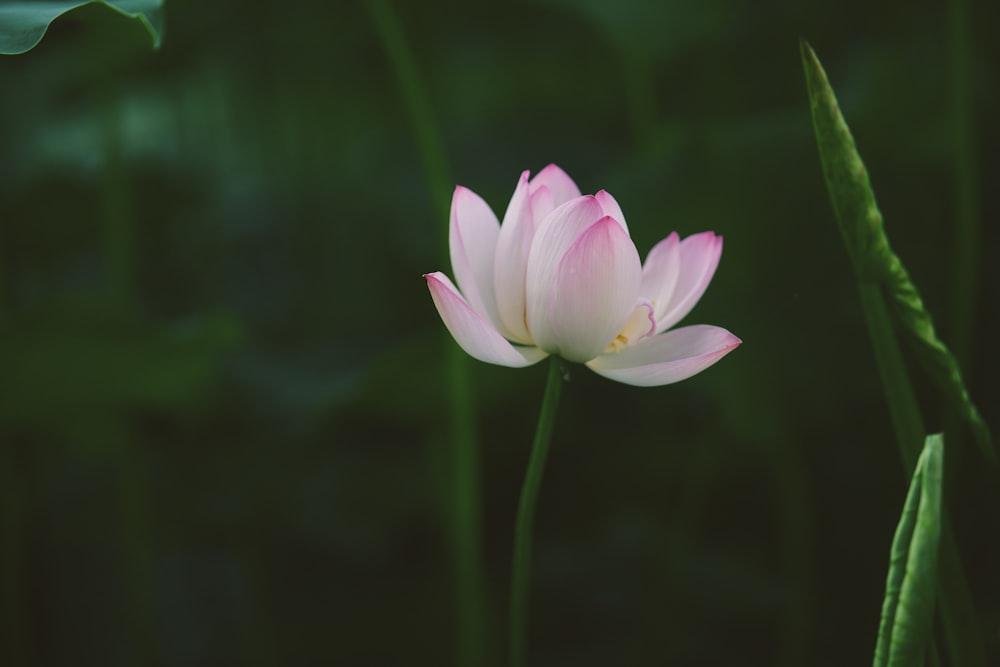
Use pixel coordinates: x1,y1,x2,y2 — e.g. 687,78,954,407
605,299,656,353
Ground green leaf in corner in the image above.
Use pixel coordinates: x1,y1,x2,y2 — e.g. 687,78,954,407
0,0,163,55
873,434,944,667
800,40,993,462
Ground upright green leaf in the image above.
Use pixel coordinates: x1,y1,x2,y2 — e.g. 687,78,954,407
0,0,163,54
882,254,992,457
802,41,989,667
800,40,992,461
873,434,944,667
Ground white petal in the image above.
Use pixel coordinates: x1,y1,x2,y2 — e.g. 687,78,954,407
586,325,741,387
656,232,723,330
493,171,535,343
449,186,502,330
529,164,581,206
606,299,657,353
595,190,629,233
523,195,604,353
640,232,681,323
546,218,641,362
528,185,555,235
425,272,549,368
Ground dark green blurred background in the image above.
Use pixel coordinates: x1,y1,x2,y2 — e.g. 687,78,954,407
1,0,998,665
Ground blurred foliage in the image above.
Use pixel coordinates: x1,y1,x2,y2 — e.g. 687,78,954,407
0,1,163,55
0,0,998,666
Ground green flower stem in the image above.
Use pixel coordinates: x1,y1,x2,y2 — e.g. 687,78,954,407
448,341,484,666
364,3,486,666
510,356,564,667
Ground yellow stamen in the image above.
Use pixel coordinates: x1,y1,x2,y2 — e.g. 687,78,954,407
607,332,630,353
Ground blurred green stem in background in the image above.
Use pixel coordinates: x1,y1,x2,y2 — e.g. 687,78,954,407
100,87,134,309
364,2,486,666
857,283,924,469
0,446,26,667
100,87,156,663
802,41,988,667
364,0,450,218
0,215,6,307
509,356,563,667
938,5,986,640
947,0,979,368
0,209,19,666
108,420,157,664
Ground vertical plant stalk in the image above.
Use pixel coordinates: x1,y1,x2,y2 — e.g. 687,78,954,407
0,445,27,667
0,197,23,664
509,356,563,667
99,88,134,310
364,2,486,666
99,88,156,663
947,0,979,368
448,344,483,667
364,0,450,217
0,216,7,308
111,422,156,664
857,283,925,469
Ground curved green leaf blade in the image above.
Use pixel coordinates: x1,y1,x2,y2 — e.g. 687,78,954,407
0,0,163,55
873,434,944,667
800,40,993,462
882,258,992,459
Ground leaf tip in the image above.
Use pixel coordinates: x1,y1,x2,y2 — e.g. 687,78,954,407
924,432,944,459
799,39,827,86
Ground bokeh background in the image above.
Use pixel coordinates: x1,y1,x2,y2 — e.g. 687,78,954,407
1,0,998,665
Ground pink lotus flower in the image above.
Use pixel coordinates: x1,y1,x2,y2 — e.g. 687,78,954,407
424,165,741,386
